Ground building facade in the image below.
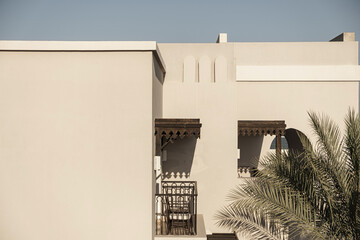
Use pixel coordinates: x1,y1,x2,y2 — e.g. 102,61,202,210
0,33,359,240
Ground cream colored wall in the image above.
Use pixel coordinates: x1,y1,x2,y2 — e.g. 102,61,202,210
152,57,164,238
158,41,359,235
158,43,236,83
0,51,157,240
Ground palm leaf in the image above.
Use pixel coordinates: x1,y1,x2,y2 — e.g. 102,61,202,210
217,110,360,239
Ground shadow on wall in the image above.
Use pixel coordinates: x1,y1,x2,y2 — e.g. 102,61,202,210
238,135,263,177
285,128,307,152
162,136,197,179
284,128,310,240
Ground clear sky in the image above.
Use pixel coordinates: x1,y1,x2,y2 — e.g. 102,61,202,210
0,0,359,44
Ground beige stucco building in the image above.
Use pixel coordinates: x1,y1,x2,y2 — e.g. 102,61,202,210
0,33,359,240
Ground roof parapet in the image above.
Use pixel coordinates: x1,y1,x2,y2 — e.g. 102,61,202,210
330,32,355,42
216,33,227,43
0,40,166,74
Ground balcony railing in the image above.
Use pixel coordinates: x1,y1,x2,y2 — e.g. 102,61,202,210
237,166,258,178
155,181,198,235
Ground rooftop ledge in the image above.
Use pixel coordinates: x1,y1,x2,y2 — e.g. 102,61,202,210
0,40,157,51
0,40,166,72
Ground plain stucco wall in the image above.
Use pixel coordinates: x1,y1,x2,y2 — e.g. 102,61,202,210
0,51,156,240
158,42,360,236
152,57,164,238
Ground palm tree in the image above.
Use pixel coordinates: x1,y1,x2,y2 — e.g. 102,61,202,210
216,110,360,240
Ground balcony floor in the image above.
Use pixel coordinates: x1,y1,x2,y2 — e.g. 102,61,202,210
155,214,207,240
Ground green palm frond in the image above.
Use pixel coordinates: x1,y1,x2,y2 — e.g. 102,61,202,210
308,111,344,164
344,109,360,239
216,204,284,240
216,109,360,239
227,179,326,240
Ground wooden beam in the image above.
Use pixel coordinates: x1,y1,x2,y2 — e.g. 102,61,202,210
276,134,282,156
238,120,286,136
155,134,161,156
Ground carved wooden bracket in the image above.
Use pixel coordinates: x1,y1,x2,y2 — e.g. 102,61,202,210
155,118,202,152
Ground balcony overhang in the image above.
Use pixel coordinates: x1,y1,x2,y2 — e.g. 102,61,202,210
238,120,286,136
155,119,201,139
155,119,202,152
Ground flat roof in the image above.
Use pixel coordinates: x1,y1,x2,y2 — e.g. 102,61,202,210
0,40,166,73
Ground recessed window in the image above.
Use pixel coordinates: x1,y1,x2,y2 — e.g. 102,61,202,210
270,136,288,150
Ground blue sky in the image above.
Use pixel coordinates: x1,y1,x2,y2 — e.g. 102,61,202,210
0,0,359,43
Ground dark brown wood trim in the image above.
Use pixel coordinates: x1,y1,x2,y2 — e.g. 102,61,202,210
155,119,201,139
276,134,282,156
155,118,202,152
238,120,286,136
